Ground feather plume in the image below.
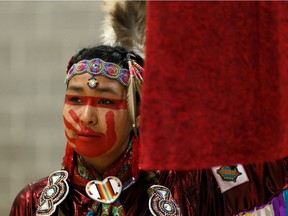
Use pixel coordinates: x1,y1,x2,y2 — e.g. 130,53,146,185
101,1,145,132
135,77,142,96
127,74,138,134
127,54,143,132
101,0,146,58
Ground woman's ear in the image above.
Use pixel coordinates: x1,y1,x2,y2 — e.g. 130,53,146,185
136,115,141,129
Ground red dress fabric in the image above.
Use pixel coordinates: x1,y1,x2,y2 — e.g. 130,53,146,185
10,155,288,215
141,1,288,170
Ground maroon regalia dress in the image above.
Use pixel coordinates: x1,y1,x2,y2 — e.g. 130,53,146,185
10,143,288,216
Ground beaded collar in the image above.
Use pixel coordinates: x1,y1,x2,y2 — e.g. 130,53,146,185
75,141,133,185
75,141,134,216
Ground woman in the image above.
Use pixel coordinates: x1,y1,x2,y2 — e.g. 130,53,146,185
10,45,288,216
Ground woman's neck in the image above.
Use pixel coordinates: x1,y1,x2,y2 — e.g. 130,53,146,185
82,140,130,177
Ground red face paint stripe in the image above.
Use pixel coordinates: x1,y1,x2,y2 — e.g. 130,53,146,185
63,115,78,132
68,109,103,136
104,111,117,144
68,109,85,131
64,110,105,138
64,130,77,143
65,94,127,110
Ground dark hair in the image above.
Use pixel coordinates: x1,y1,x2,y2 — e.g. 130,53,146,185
66,45,144,72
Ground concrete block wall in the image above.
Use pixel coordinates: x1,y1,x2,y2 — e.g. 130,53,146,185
0,2,104,214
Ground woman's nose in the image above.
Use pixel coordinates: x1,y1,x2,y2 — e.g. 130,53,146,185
80,105,98,126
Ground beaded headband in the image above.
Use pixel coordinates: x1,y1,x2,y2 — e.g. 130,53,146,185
65,58,131,87
65,55,144,132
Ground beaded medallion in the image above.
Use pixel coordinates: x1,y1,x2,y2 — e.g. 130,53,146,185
86,176,122,204
148,185,182,216
36,170,69,216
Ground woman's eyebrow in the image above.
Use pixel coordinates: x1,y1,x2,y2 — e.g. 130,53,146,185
66,85,84,93
96,86,121,97
67,85,122,97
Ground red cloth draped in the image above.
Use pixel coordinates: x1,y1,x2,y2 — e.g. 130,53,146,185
140,1,288,170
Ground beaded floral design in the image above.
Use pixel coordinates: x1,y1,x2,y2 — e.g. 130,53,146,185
36,170,69,216
65,58,130,86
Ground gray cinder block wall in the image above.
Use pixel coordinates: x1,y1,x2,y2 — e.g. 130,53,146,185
0,2,104,214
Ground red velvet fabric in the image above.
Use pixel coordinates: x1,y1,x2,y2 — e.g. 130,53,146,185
141,1,288,170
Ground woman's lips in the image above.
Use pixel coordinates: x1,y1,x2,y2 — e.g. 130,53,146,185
77,133,104,141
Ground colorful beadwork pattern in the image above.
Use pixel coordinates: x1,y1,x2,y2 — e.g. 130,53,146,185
77,141,132,182
111,200,126,216
86,176,122,204
211,164,249,193
216,166,242,182
65,58,130,86
148,185,182,216
36,170,69,216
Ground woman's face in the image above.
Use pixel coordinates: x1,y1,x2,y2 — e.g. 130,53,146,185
63,72,132,159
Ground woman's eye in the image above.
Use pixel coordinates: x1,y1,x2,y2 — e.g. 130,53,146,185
99,99,114,105
70,97,82,104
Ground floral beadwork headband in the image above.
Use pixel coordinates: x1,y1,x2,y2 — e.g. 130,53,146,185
65,58,131,86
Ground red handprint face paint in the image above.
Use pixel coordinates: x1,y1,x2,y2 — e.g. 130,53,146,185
64,109,116,157
63,73,132,158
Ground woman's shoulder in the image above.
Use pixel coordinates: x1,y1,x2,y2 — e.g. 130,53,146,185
10,176,49,216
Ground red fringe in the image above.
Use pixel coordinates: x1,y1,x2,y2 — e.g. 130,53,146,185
62,143,74,175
